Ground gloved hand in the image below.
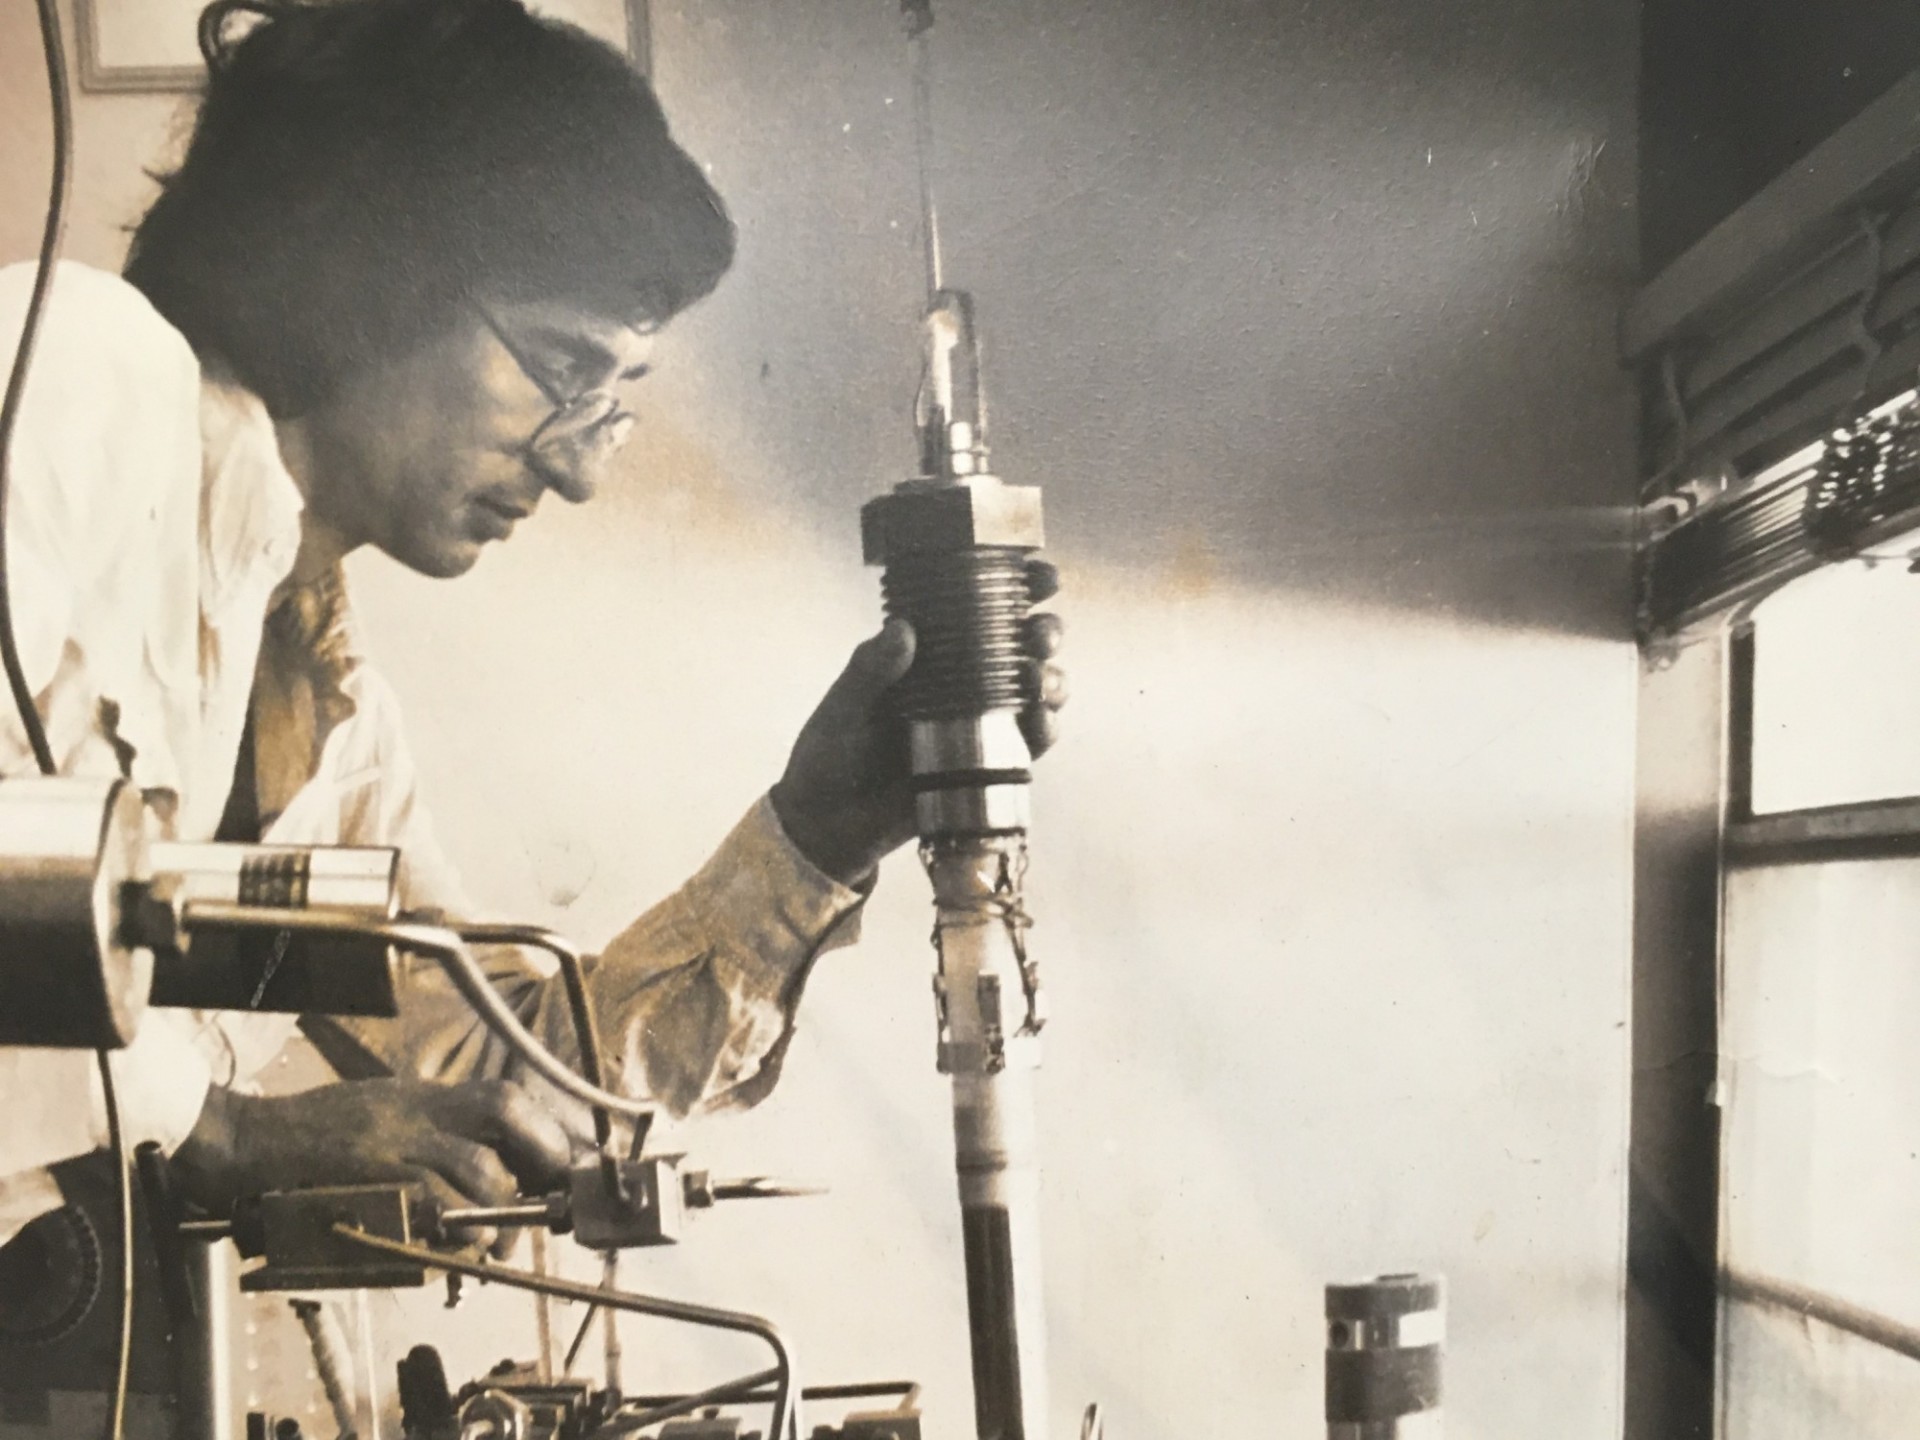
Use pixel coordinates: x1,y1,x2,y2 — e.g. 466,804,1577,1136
771,557,1066,886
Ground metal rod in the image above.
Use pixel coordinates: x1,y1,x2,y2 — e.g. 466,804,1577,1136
290,1299,359,1440
601,1367,781,1434
329,1224,802,1440
531,1230,556,1384
602,1251,623,1392
564,1300,600,1376
907,1,943,300
708,1178,827,1201
356,1286,383,1440
622,1381,919,1408
439,1202,555,1229
1725,794,1920,863
1725,1268,1920,1364
179,1240,236,1440
455,922,616,1153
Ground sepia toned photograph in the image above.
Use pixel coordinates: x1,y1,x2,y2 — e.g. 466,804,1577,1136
0,0,1916,1438
74,0,647,89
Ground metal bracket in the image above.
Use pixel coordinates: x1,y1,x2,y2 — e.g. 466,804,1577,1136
240,1186,423,1292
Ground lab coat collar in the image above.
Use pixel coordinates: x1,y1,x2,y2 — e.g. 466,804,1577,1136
197,378,305,613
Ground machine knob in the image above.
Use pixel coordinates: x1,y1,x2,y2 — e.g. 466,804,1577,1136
0,1203,103,1344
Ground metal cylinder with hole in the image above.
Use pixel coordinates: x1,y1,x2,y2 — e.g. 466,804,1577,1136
1325,1274,1445,1439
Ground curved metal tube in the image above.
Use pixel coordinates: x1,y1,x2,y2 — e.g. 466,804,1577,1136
1725,1267,1920,1365
455,922,615,1151
179,904,656,1119
599,1367,781,1435
330,1225,801,1440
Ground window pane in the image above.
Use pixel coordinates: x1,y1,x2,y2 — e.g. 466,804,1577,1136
1723,1299,1920,1440
1750,551,1920,813
1721,856,1920,1435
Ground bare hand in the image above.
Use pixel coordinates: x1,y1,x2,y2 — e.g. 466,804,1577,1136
771,558,1066,885
171,1078,582,1250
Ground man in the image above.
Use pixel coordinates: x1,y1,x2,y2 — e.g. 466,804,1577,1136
0,0,1062,1243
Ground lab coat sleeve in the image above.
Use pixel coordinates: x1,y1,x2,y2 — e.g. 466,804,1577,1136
0,263,214,1234
302,665,870,1118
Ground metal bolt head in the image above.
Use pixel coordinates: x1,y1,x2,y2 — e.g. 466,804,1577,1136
862,477,1044,563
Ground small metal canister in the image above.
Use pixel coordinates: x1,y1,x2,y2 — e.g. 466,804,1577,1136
1325,1273,1444,1439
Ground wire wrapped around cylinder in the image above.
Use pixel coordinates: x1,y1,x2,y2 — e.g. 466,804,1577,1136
882,546,1032,718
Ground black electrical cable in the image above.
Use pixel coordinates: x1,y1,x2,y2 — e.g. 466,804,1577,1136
2,0,73,776
4,7,133,1440
563,1298,600,1374
97,1052,134,1440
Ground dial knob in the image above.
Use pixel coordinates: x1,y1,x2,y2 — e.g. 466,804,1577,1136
0,1203,103,1345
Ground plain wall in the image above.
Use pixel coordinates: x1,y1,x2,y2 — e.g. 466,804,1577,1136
0,0,1641,1435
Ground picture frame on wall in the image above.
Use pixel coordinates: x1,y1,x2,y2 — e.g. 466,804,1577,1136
73,0,651,93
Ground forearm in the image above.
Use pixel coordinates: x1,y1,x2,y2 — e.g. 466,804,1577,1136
311,795,867,1120
573,793,868,1115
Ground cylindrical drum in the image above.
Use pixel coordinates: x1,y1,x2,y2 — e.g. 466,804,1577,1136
0,776,151,1048
145,840,400,1015
1325,1273,1444,1439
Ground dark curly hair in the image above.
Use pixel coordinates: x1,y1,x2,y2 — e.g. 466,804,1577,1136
124,0,735,417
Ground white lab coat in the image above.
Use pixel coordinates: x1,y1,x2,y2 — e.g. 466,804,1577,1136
0,262,865,1242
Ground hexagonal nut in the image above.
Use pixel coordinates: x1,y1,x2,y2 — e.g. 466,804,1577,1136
862,478,1044,562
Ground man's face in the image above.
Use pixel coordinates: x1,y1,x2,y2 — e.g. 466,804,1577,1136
299,299,657,577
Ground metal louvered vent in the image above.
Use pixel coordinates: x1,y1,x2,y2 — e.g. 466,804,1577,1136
1628,68,1920,639
1643,391,1920,634
1641,212,1920,495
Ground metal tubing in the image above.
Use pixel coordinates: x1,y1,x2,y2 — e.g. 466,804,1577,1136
439,1203,555,1229
329,1224,802,1440
454,922,616,1152
172,1239,236,1440
927,842,1048,1440
531,1229,556,1383
290,1298,358,1439
1725,1268,1920,1365
907,0,942,300
178,904,655,1119
602,1367,781,1434
622,1382,919,1408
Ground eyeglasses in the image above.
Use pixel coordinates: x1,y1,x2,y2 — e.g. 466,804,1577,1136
475,301,642,491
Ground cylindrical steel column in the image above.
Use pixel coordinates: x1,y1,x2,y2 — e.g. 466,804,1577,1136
925,833,1048,1440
